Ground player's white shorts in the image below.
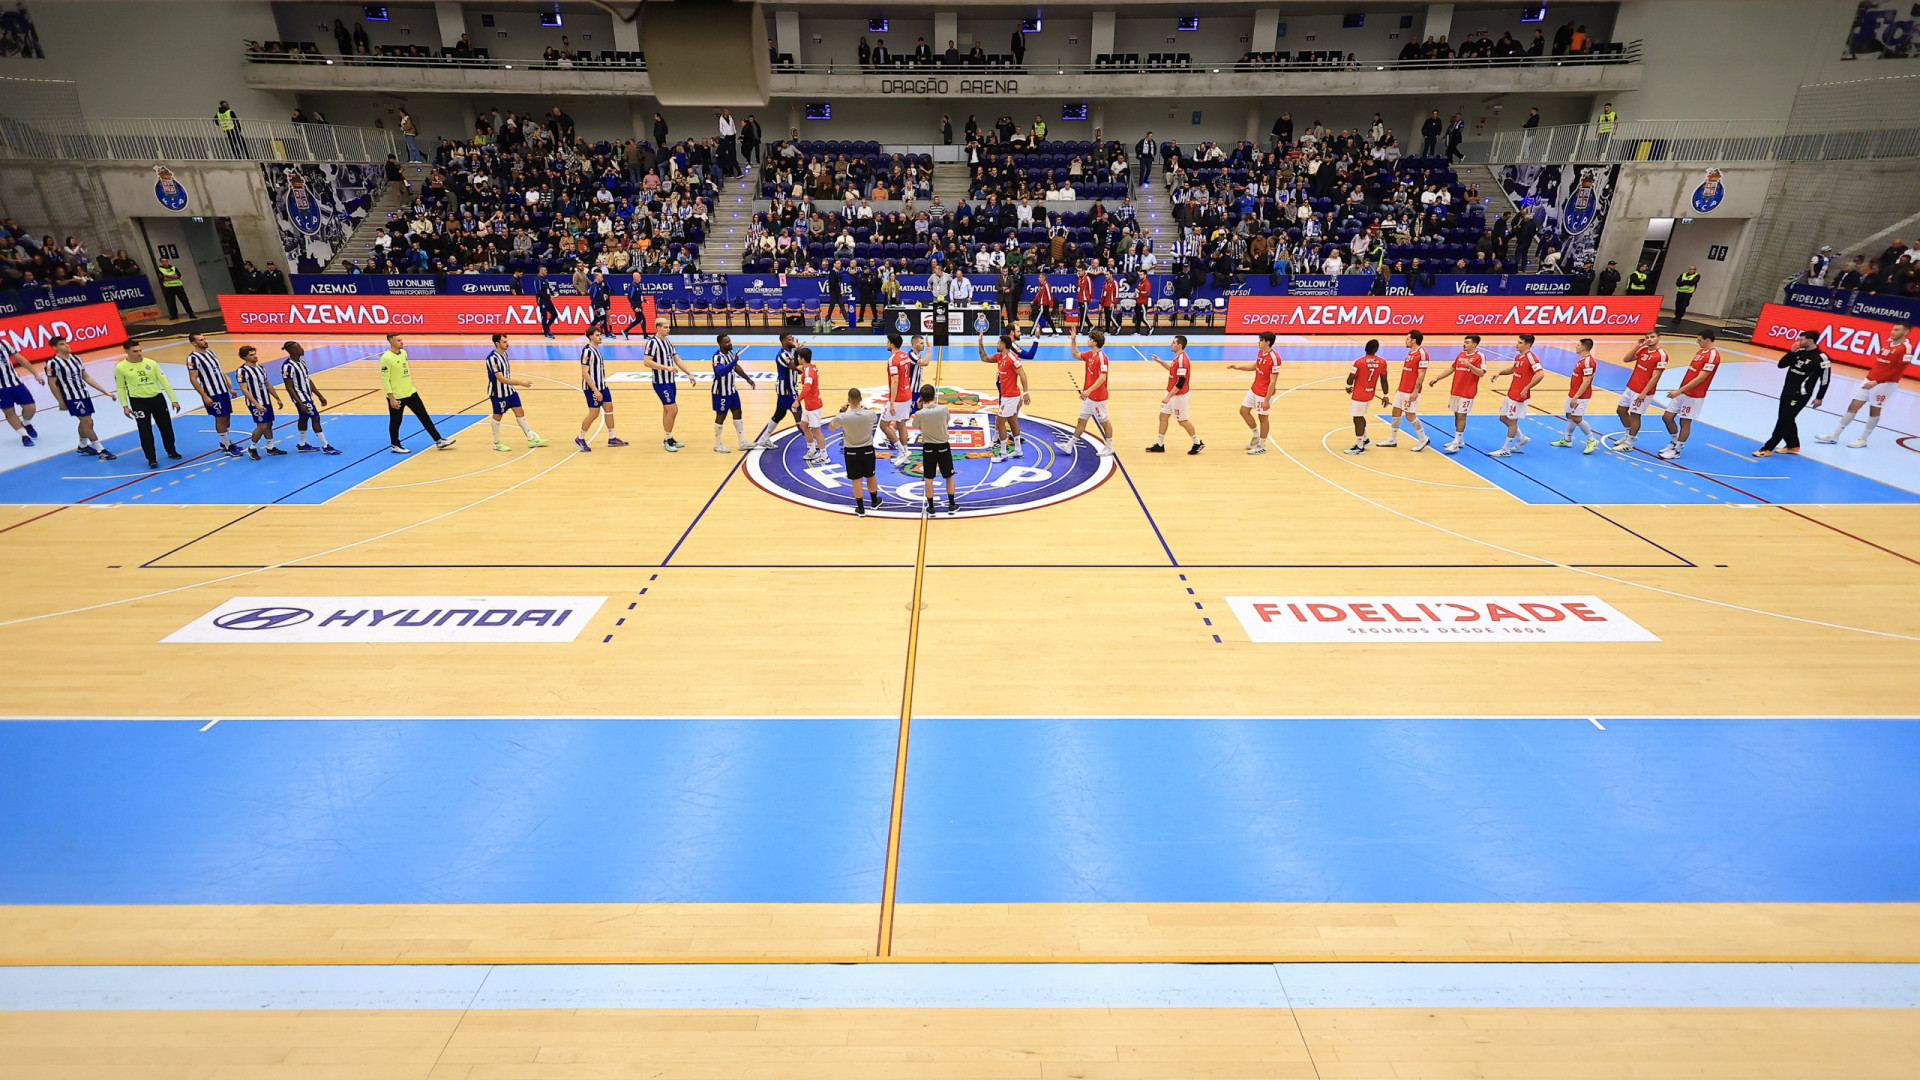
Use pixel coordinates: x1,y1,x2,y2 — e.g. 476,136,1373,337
1348,398,1374,417
1160,392,1191,420
1078,397,1110,421
1448,395,1475,415
996,395,1023,418
1669,393,1706,420
801,407,823,427
884,401,912,422
1391,389,1421,411
1241,390,1272,415
1852,380,1898,407
1564,397,1591,417
1620,388,1654,414
1498,398,1527,420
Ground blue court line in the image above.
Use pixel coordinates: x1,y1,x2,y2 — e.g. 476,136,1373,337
1113,454,1179,566
661,453,747,565
0,720,892,905
897,718,1920,904
1580,504,1696,566
5,963,1917,1011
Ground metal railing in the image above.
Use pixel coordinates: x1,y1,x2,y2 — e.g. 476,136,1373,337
246,46,644,72
0,115,395,163
1470,118,1920,164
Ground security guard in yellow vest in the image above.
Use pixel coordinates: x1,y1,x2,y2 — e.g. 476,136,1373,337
1032,115,1047,142
215,99,247,159
155,257,195,320
1672,265,1701,322
1625,262,1652,295
1595,102,1617,155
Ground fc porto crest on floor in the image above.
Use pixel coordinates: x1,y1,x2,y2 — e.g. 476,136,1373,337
743,384,1115,518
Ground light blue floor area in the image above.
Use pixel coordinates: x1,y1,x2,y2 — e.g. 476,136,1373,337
5,962,1917,1011
1434,411,1920,505
897,719,1920,904
0,414,483,505
0,720,893,904
2,719,1917,906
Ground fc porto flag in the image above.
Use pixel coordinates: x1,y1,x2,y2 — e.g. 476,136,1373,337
1562,169,1601,235
283,169,323,235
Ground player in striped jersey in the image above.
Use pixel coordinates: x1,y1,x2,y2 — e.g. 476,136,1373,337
43,335,117,459
641,328,696,452
708,334,757,453
484,334,545,451
749,333,802,450
233,345,286,459
574,328,626,452
279,341,340,455
0,335,42,446
908,333,931,403
184,333,240,456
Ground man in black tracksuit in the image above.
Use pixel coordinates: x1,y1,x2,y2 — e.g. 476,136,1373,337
1754,330,1832,456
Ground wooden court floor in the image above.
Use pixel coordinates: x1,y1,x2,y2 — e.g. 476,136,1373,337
2,332,1917,1078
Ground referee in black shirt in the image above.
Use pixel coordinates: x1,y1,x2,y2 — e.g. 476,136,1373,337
1755,330,1831,457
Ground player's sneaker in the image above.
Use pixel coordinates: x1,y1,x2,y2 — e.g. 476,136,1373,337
24,423,36,437
495,442,512,452
666,436,686,449
98,448,117,461
1411,435,1431,452
298,444,320,453
322,445,342,456
1145,443,1166,453
265,447,288,456
607,437,630,447
76,444,97,455
1813,431,1839,444
1375,436,1398,448
713,441,730,453
1778,446,1801,454
1096,443,1113,457
1515,433,1531,449
434,438,456,450
1187,440,1204,455
226,444,245,457
574,437,592,453
662,439,679,453
1246,442,1267,455
526,435,548,447
1751,448,1772,458
1343,438,1369,456
390,444,410,454
1442,439,1462,454
1056,437,1077,451
1614,435,1636,451
1488,446,1512,457
1847,438,1870,449
1657,444,1681,460
166,451,182,460
1583,439,1599,455
19,434,32,447
855,500,866,517
247,447,261,460
1549,437,1573,447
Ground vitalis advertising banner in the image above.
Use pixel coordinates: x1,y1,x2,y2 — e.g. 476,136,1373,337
1755,303,1919,377
0,301,131,362
1224,295,1660,334
217,295,656,336
1226,596,1660,644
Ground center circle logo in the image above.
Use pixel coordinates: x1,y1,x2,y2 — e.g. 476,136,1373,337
213,606,314,630
744,384,1115,518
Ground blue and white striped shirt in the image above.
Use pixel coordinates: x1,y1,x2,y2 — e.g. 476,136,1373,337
710,349,743,396
281,356,313,402
186,349,227,397
580,343,606,391
0,339,20,389
486,350,513,397
236,362,273,406
775,346,799,395
908,346,928,395
647,336,678,384
45,352,86,399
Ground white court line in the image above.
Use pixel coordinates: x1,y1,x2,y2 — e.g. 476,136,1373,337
3,962,1917,1012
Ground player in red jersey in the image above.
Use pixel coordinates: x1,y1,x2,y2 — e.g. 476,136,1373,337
977,331,1030,462
1343,338,1391,455
1550,337,1602,454
879,330,914,454
1226,331,1281,455
1655,329,1722,459
1610,329,1668,451
1488,333,1546,457
795,346,828,465
1817,322,1911,448
1379,329,1432,452
1428,333,1486,454
1147,334,1203,454
1064,324,1115,456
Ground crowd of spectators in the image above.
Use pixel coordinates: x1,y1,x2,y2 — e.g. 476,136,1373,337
1812,238,1920,299
343,110,716,277
0,223,144,290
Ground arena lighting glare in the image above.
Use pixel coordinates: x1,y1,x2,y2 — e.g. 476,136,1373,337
1521,4,1548,23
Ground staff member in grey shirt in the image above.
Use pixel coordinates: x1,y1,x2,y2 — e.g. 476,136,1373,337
827,387,884,516
912,385,958,515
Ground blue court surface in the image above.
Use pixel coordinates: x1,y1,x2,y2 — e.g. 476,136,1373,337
2,718,1915,905
0,414,482,506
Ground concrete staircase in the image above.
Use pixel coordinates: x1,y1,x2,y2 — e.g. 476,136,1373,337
932,162,970,205
324,162,429,272
1457,162,1538,270
1132,174,1179,256
704,173,759,272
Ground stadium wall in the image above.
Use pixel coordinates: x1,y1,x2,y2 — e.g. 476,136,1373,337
1592,162,1778,320
27,1,293,120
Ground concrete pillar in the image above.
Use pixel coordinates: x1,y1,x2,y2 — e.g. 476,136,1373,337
1092,11,1116,62
612,11,640,55
934,12,957,55
774,10,801,64
630,100,649,141
1250,9,1280,54
433,1,464,49
1422,3,1454,45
